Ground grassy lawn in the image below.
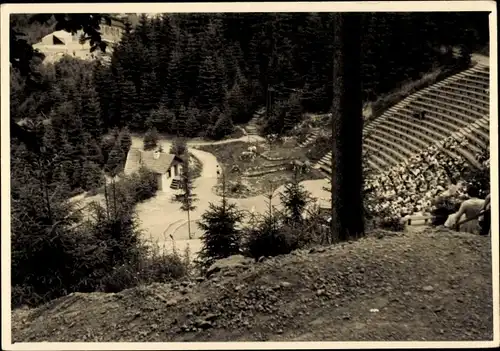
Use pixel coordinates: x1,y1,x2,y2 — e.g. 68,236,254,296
198,140,325,198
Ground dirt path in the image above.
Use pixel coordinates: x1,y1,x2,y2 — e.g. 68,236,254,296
12,229,493,342
130,136,329,256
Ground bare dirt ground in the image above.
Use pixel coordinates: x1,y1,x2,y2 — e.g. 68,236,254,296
12,228,493,342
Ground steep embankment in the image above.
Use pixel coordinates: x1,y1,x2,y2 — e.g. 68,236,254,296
12,228,493,342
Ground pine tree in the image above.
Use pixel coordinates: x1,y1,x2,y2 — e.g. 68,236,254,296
81,85,102,137
279,171,312,224
169,137,188,157
185,106,201,137
198,173,244,268
166,49,183,109
143,127,159,150
105,141,123,178
211,112,234,140
118,127,132,156
178,157,197,239
283,92,303,132
120,79,138,128
81,160,105,191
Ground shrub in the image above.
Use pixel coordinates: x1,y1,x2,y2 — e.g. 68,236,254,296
377,216,406,232
198,196,244,269
294,126,311,144
431,196,461,226
306,135,330,161
99,248,188,293
242,215,300,260
128,166,159,203
170,137,188,157
143,127,159,150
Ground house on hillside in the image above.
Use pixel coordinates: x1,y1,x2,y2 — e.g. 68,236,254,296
124,148,184,192
33,24,121,64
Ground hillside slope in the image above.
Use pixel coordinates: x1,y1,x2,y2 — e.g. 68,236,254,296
12,228,493,342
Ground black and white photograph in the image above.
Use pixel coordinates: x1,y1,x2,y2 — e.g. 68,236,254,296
1,1,498,348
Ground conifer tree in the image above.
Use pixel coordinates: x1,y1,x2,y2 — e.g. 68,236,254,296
118,127,132,156
178,157,198,239
143,127,159,150
170,137,188,157
198,172,244,268
279,171,312,224
185,107,201,137
211,112,234,140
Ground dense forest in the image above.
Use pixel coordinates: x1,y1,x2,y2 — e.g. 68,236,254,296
11,12,488,193
10,12,489,307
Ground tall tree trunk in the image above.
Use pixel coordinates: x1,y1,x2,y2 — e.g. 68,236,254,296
104,180,110,220
330,13,364,242
187,208,192,239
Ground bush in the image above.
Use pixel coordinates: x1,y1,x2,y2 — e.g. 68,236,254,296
99,248,188,293
242,215,300,259
170,138,187,157
377,216,405,232
431,196,461,226
306,135,330,161
198,196,244,269
143,127,159,150
127,166,159,203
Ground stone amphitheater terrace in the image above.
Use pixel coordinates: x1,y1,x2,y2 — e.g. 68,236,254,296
316,63,490,176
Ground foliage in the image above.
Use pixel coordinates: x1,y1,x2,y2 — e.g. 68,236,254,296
242,214,295,260
128,166,160,203
279,173,312,224
198,178,244,268
376,216,406,232
12,13,489,145
143,127,159,151
170,137,188,157
306,135,330,161
431,196,462,226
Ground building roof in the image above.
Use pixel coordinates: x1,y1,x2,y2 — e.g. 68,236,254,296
124,148,183,175
39,30,74,45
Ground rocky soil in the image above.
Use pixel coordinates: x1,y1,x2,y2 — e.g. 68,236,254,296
12,228,493,342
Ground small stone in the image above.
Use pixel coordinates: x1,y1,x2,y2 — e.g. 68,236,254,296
280,282,292,288
195,276,205,282
277,329,283,334
204,313,218,322
457,298,464,303
434,305,444,312
166,299,177,307
310,247,327,254
316,289,326,296
422,285,434,292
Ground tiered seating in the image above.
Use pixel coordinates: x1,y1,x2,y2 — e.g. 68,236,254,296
316,63,490,175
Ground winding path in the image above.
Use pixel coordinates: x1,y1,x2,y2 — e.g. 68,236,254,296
88,135,329,257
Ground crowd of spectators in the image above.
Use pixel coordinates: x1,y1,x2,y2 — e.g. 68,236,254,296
364,135,488,220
